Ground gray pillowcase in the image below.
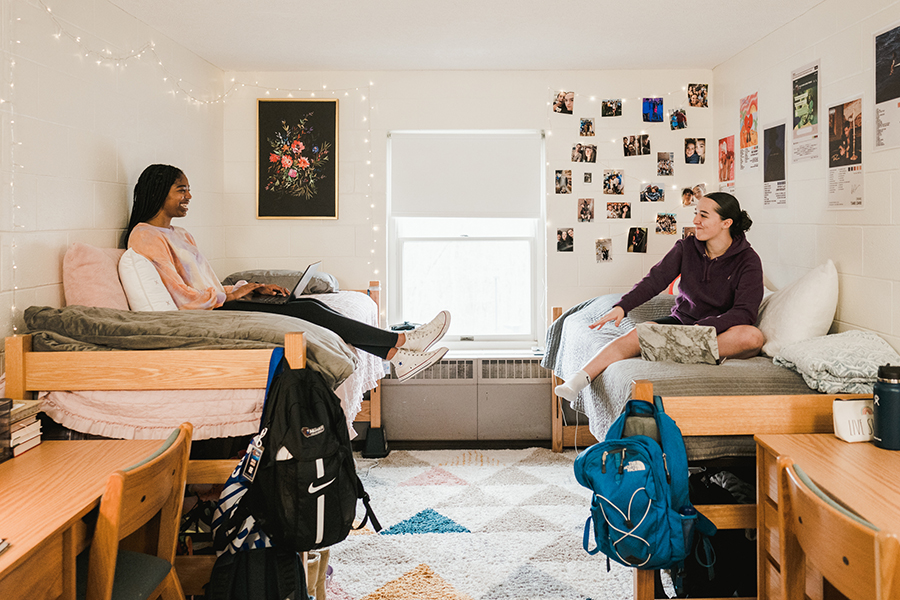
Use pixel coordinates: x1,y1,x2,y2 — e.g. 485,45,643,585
222,269,340,295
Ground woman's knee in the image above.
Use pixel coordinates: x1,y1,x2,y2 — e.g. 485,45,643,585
726,325,765,355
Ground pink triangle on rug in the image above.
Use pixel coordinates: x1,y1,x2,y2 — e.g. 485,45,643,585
399,466,469,487
325,580,356,600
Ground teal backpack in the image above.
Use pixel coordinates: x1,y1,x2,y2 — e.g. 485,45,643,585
573,396,716,571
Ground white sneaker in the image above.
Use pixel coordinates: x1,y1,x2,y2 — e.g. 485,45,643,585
390,347,448,382
401,310,451,353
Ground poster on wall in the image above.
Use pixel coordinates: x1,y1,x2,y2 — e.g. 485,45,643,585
739,93,759,170
827,96,864,210
577,198,594,222
557,228,574,251
718,135,735,192
874,22,900,151
257,99,338,219
596,238,613,262
763,120,788,208
627,227,648,253
791,60,821,163
555,170,572,194
684,138,706,164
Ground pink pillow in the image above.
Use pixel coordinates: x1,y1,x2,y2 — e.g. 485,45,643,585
63,243,129,309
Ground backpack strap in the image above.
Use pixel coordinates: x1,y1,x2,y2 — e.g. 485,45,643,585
274,548,303,600
205,551,238,600
653,394,665,414
260,347,286,432
352,476,383,533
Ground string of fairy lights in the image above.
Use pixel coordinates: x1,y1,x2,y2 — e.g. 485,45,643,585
542,86,712,251
3,0,380,332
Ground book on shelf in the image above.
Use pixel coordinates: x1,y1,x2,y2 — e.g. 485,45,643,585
12,435,41,457
10,399,41,423
11,415,37,433
0,398,10,464
10,421,41,447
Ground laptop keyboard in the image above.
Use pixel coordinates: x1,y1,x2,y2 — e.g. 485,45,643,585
243,294,288,304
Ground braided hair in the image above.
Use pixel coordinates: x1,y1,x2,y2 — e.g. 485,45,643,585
123,164,184,247
706,192,752,238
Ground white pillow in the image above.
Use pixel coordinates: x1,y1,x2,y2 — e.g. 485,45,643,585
757,260,838,357
118,248,178,311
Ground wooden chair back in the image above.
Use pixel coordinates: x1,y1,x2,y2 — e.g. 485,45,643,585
85,423,193,600
777,455,900,600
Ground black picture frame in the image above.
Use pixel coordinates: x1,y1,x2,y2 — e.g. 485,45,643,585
257,98,338,219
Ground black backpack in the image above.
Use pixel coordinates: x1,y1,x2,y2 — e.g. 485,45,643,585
207,546,306,600
243,359,381,552
673,469,757,598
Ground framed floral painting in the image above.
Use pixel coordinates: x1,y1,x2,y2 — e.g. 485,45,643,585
257,98,338,219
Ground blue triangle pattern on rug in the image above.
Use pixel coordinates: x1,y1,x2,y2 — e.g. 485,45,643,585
380,508,471,535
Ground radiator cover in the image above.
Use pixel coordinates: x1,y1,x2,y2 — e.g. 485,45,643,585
381,358,551,441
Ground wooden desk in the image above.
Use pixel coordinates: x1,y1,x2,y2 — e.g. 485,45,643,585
755,434,900,600
0,440,163,600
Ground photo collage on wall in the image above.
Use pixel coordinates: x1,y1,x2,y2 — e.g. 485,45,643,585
550,85,710,256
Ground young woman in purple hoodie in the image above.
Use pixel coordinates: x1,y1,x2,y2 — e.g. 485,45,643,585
555,192,765,402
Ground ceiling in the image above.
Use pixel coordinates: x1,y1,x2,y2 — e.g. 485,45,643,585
107,0,824,72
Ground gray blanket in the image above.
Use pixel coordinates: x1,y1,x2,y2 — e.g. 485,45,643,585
542,293,817,460
25,305,357,390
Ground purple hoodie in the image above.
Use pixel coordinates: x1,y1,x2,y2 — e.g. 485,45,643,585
615,234,763,335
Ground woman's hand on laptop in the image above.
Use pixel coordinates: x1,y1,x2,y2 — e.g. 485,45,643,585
225,282,287,302
254,283,291,296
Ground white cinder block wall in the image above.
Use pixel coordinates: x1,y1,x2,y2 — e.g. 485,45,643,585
221,70,714,329
0,0,225,371
5,0,896,375
713,0,900,350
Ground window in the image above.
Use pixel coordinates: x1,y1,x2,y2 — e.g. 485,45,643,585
389,131,544,345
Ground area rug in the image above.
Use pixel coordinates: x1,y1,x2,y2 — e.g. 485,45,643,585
325,448,633,600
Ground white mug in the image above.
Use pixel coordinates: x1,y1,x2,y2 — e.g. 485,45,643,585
833,398,874,443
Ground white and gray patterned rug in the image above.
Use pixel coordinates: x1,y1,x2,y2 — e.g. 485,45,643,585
325,448,633,600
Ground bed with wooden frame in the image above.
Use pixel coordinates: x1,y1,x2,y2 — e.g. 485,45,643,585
4,282,386,454
546,297,869,600
3,332,310,593
546,296,868,456
3,286,389,592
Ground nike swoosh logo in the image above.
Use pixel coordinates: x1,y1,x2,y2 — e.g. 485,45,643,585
308,478,336,494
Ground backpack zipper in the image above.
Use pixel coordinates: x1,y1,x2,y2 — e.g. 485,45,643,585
663,453,671,484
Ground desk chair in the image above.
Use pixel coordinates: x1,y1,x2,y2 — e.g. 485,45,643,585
80,423,193,600
776,456,900,600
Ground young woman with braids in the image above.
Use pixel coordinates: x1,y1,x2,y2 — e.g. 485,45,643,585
124,164,450,382
555,192,765,401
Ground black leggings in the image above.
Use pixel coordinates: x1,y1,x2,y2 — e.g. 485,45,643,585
218,298,399,359
653,316,683,325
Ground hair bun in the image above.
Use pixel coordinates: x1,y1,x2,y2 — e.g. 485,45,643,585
740,210,753,232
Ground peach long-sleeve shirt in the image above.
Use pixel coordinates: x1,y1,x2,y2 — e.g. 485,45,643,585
128,223,228,310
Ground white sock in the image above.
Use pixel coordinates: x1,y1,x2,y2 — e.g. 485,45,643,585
554,369,592,402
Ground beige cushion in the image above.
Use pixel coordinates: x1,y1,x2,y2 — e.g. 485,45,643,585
62,243,128,309
757,260,838,357
118,249,178,311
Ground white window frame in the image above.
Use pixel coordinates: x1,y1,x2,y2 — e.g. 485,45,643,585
387,130,546,349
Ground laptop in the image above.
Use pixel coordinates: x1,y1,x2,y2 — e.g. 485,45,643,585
237,261,321,305
635,322,720,365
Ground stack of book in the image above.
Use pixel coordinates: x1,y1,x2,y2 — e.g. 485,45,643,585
8,399,42,457
0,398,10,464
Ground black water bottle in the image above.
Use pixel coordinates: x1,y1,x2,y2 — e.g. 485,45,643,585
873,364,900,450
